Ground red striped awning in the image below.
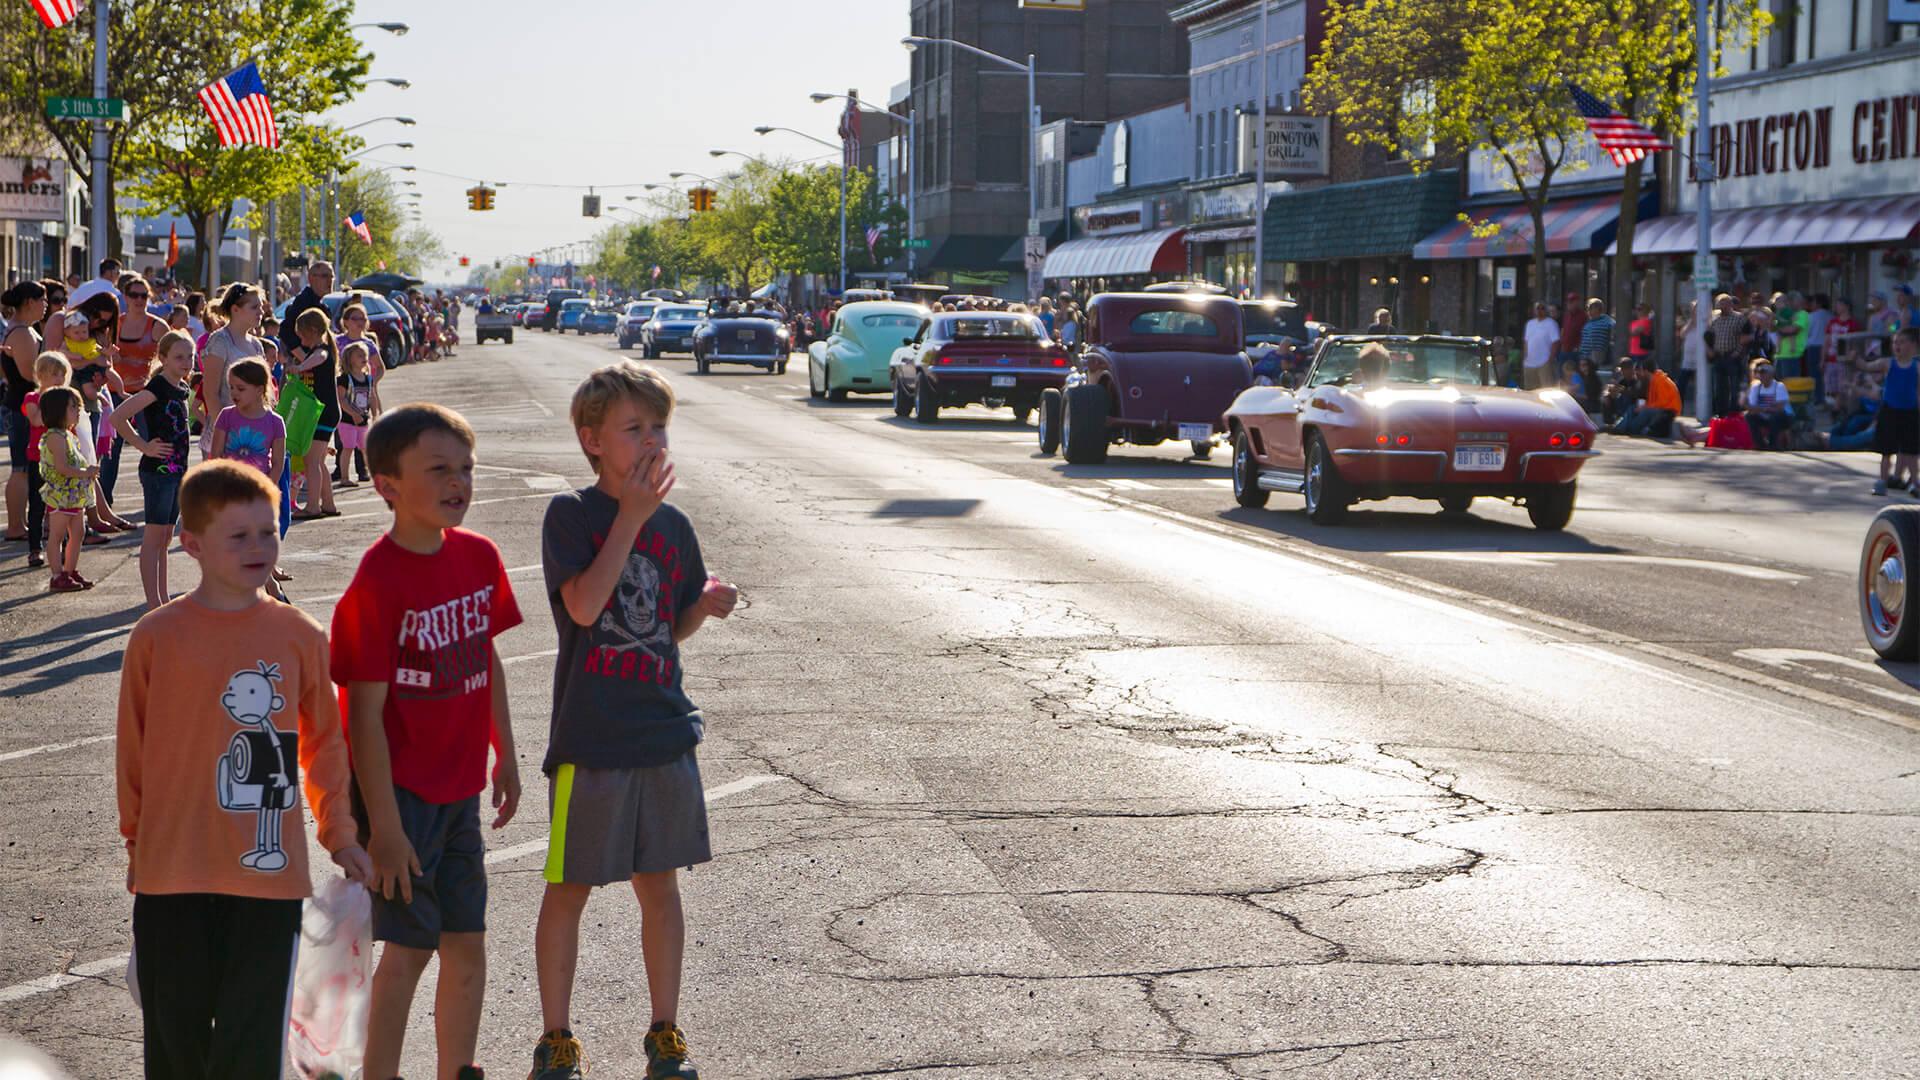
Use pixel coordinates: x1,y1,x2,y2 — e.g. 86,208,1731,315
1413,194,1625,260
1609,194,1920,254
1041,228,1187,281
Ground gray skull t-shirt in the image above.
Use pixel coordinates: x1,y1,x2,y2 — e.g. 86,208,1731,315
541,486,708,773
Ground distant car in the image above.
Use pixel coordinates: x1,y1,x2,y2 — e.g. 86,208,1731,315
557,298,591,333
1043,293,1251,464
472,305,514,345
889,311,1069,424
692,315,789,375
640,305,706,358
540,288,582,331
1143,280,1230,295
508,305,527,327
1860,506,1916,661
619,301,660,348
808,301,928,401
579,306,618,336
1221,334,1599,529
839,288,893,305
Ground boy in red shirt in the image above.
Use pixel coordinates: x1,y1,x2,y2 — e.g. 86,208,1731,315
331,404,523,1080
118,460,370,1075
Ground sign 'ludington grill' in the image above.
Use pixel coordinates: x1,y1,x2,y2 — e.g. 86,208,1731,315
0,157,66,222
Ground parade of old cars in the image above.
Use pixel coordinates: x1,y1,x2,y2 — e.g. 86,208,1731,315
1040,292,1252,464
1221,334,1600,530
692,311,790,375
889,311,1070,423
640,304,707,358
809,300,928,401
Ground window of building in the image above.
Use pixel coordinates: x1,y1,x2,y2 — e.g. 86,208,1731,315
979,111,1025,184
1194,113,1205,177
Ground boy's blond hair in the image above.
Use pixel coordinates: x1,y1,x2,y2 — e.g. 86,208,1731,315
33,350,71,386
570,361,675,473
180,459,279,535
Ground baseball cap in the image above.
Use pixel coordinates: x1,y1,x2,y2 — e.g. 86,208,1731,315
1897,283,1916,297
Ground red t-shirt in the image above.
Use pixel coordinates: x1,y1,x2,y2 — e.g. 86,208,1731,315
330,528,523,803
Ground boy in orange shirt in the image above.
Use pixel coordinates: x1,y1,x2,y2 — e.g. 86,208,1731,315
117,459,371,1075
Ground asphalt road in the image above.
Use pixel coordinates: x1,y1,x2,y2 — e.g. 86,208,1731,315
2,326,1917,1079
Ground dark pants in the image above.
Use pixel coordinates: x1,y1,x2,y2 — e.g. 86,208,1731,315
100,428,124,504
132,892,302,1080
25,464,43,554
1747,411,1792,450
1711,357,1746,417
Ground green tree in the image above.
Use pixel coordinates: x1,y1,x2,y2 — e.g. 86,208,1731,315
690,160,781,295
116,0,369,287
756,165,908,278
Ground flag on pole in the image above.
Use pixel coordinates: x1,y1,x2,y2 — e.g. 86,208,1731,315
377,260,387,270
1565,82,1670,167
164,222,179,268
29,0,79,29
650,265,662,281
197,62,281,149
864,224,882,257
344,211,372,246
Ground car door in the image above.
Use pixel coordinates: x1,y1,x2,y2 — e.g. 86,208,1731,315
1263,345,1331,471
898,318,931,391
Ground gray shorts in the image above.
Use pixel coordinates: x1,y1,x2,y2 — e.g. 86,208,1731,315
543,753,711,886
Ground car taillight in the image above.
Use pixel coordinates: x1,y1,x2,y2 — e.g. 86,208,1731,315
1395,433,1412,446
1569,432,1586,448
929,349,949,365
1376,433,1389,446
1549,432,1566,447
1053,355,1067,367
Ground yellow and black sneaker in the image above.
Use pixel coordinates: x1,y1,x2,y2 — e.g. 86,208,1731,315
644,1021,699,1080
528,1029,586,1080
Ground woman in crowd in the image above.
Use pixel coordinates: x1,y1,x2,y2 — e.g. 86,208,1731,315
201,283,267,432
2,280,48,546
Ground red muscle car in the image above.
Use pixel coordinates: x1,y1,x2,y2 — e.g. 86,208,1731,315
1039,293,1252,464
1222,335,1599,530
890,311,1070,423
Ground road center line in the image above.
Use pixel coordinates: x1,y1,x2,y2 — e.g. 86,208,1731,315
0,774,786,1006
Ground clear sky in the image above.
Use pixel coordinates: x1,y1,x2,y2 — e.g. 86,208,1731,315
331,0,913,284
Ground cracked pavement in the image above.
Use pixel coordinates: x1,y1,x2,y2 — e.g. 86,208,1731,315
2,332,1917,1078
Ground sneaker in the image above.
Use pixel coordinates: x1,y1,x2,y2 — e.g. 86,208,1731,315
644,1022,698,1080
48,572,84,593
1874,480,1889,496
27,549,45,568
529,1029,585,1080
457,1068,485,1080
71,571,94,589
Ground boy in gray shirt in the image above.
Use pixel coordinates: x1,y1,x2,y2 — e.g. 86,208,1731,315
531,361,739,1080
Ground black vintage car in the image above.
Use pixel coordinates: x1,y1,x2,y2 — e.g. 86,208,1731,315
691,314,790,375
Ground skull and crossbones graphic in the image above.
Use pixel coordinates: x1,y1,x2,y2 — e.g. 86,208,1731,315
597,552,673,658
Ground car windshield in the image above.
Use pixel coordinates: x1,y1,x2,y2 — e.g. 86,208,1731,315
627,304,655,317
1243,304,1306,342
562,299,590,310
1308,341,1488,388
860,313,922,330
941,315,1044,340
656,307,701,321
1127,309,1220,337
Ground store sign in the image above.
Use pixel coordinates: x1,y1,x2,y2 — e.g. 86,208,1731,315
1190,182,1257,225
1676,54,1920,212
1467,130,1629,196
0,156,66,222
1077,201,1148,236
1496,267,1518,297
1243,115,1329,177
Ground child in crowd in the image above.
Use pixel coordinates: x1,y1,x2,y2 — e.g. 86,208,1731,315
287,309,340,520
331,404,522,1080
117,459,370,1075
36,386,97,591
165,306,190,333
211,358,286,481
21,351,74,569
529,362,737,1080
59,309,102,367
335,341,377,489
109,329,195,610
1865,327,1920,495
71,361,129,538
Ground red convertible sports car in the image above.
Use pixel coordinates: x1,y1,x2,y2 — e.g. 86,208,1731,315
1222,334,1600,530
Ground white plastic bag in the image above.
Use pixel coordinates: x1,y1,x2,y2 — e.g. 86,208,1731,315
287,877,372,1080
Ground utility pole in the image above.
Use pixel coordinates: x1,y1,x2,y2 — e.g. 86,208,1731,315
1691,0,1715,422
907,107,918,279
1253,0,1268,299
87,0,108,274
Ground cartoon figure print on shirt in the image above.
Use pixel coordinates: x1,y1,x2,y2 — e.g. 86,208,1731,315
599,549,673,660
213,661,299,872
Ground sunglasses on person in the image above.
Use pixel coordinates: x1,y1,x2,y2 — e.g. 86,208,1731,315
127,290,149,300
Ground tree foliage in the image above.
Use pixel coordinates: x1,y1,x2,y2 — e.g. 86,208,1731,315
755,165,906,277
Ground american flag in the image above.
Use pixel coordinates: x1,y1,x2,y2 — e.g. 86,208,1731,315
29,0,79,28
651,265,662,281
865,225,882,257
198,62,280,149
1565,82,1669,167
344,211,372,246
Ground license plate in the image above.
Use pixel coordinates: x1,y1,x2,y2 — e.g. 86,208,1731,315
991,375,1017,388
1178,423,1213,442
737,329,756,341
1454,444,1507,471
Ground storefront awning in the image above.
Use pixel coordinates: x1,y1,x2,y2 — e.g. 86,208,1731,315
1041,227,1187,281
1262,170,1460,263
1184,224,1258,244
926,234,1022,271
1413,194,1628,260
1611,194,1920,254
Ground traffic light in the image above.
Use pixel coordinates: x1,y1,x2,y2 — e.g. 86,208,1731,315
583,194,601,218
458,255,470,267
466,186,481,211
527,256,537,268
688,187,715,212
467,186,496,211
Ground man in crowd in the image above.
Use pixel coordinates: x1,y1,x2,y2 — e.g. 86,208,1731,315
279,262,334,356
1579,298,1615,366
1557,290,1586,371
68,258,123,309
1705,293,1753,417
1773,291,1810,379
1609,357,1683,439
1523,302,1559,390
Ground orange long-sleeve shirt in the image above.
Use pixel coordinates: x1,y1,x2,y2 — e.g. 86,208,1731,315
1646,368,1683,414
117,596,357,899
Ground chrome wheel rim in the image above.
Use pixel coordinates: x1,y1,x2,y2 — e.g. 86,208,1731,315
1865,531,1906,644
1234,439,1249,494
1306,446,1324,510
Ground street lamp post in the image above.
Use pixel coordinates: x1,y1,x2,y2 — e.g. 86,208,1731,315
754,125,848,294
1691,0,1716,424
903,36,1036,295
811,93,917,278
334,141,413,280
88,0,108,278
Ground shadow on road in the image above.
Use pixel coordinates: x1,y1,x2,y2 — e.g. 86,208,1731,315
1211,502,1626,556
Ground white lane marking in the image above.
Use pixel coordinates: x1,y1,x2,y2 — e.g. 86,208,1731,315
522,476,570,490
503,649,558,666
1103,478,1155,491
1734,649,1920,710
0,734,116,765
0,775,787,1006
1201,478,1234,488
1384,550,1807,583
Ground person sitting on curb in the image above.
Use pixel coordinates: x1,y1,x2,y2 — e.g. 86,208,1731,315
1609,358,1682,439
1600,358,1645,427
1820,368,1881,453
1744,359,1793,450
